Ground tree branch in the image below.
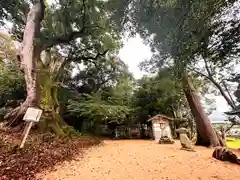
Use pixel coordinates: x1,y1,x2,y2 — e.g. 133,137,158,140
188,67,211,81
189,60,236,109
73,50,108,64
225,123,235,133
202,58,236,109
41,0,102,50
42,25,103,50
83,50,108,61
221,80,236,107
203,58,214,78
70,49,109,69
95,74,114,92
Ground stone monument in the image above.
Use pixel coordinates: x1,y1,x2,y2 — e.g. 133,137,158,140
175,128,195,152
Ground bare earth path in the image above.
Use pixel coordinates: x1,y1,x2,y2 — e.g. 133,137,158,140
38,140,240,180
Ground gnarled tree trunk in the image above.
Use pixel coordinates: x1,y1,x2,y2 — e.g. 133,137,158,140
37,50,67,135
182,73,223,147
4,0,45,126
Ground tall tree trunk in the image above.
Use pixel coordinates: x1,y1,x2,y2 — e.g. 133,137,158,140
4,0,45,126
37,50,66,135
182,73,223,147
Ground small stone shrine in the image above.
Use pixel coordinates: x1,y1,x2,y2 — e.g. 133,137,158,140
148,114,174,144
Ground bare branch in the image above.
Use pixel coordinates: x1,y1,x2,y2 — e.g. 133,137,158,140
70,50,109,67
203,58,214,78
187,67,211,81
189,60,236,109
225,123,235,133
76,49,108,62
221,80,236,107
95,74,114,92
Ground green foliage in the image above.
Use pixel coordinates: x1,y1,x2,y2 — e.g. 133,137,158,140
0,62,25,106
132,68,187,124
68,93,131,124
71,57,130,92
67,72,134,127
111,0,238,73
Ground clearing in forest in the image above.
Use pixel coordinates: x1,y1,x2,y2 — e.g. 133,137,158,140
38,140,240,180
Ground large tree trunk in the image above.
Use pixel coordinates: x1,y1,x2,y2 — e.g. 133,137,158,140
182,73,223,147
4,0,45,126
37,50,66,135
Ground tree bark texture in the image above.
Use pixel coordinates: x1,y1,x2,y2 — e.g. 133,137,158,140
4,0,45,125
37,50,66,135
182,73,222,147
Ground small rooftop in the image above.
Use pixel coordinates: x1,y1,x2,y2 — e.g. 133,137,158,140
148,114,173,122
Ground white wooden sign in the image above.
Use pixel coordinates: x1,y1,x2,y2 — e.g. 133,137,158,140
23,107,43,122
20,107,43,148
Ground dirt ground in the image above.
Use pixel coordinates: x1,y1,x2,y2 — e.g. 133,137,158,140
37,140,240,180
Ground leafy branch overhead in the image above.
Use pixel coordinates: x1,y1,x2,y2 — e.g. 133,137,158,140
68,92,132,124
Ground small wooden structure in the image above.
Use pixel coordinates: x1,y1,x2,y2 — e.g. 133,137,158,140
148,114,173,142
128,124,141,138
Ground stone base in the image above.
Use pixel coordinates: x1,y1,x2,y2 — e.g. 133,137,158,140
158,137,175,144
180,147,196,152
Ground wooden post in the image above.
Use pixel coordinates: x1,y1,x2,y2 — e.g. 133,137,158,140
20,121,33,148
19,107,42,148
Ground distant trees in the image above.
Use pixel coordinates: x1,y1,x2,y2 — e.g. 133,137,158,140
67,73,134,131
131,68,192,138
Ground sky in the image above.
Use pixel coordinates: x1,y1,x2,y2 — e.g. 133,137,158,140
118,34,152,79
118,35,230,122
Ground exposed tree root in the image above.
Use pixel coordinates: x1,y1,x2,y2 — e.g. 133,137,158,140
212,147,240,165
4,101,30,127
215,129,226,147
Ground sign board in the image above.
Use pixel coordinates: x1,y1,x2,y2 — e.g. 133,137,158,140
23,107,43,122
20,107,42,148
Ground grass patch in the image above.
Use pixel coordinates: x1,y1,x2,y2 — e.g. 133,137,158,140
226,137,240,149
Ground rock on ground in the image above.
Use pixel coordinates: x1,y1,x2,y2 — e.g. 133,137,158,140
37,140,240,180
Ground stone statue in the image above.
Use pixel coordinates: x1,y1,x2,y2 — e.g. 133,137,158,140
175,128,195,152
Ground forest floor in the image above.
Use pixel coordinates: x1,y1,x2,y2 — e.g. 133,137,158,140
0,129,101,179
37,140,240,180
